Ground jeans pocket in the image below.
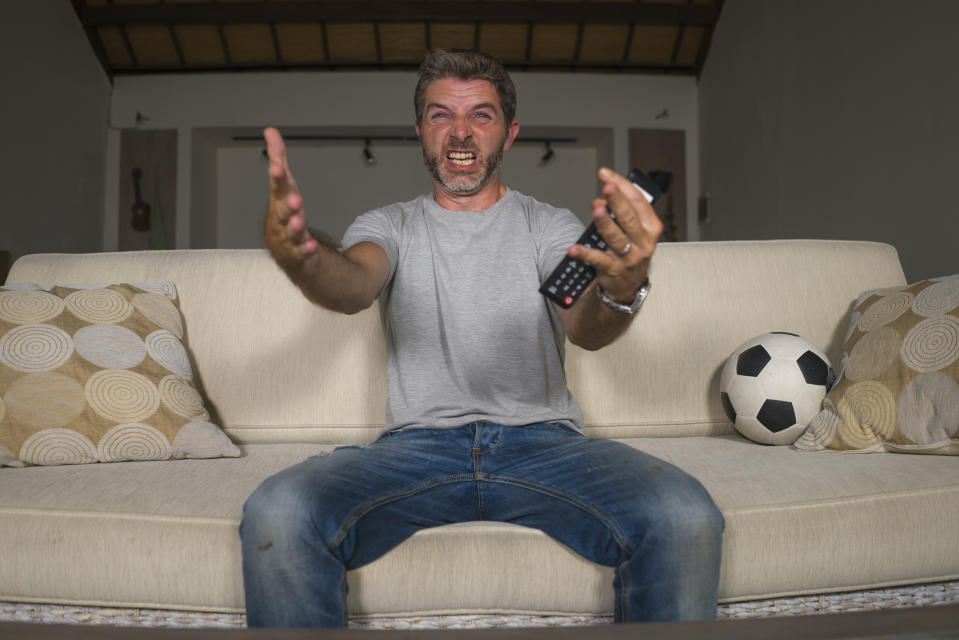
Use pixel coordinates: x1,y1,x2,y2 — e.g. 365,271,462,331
546,421,587,437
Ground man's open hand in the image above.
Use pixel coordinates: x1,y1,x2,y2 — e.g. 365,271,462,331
263,127,318,262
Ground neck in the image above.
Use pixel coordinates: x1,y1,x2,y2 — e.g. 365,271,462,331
432,177,508,211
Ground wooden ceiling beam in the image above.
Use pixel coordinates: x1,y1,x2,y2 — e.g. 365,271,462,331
107,58,699,74
78,1,717,28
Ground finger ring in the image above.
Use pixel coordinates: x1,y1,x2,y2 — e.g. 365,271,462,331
615,241,631,256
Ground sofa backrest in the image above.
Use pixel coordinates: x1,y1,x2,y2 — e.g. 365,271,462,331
7,240,906,444
566,239,906,439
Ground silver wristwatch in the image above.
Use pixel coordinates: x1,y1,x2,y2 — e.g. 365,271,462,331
596,281,651,315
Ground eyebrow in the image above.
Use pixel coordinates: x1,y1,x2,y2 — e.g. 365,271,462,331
426,102,499,114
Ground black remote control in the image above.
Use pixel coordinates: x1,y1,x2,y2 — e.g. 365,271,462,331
539,169,661,309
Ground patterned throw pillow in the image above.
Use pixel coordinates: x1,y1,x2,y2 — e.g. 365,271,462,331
0,281,240,467
795,275,959,454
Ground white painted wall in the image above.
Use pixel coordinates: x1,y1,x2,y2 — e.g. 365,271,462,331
107,71,700,249
0,0,110,270
699,0,959,282
216,139,599,248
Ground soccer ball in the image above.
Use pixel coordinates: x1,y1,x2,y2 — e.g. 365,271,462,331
720,332,835,445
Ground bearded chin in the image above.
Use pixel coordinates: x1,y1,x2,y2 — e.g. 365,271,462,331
423,144,505,194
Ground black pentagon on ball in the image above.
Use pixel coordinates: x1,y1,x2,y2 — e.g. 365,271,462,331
797,350,830,386
757,399,796,433
736,345,771,377
721,392,737,423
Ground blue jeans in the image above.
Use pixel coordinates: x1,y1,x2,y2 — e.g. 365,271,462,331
240,422,724,627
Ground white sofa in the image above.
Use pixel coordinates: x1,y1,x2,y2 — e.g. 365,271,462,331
2,240,958,625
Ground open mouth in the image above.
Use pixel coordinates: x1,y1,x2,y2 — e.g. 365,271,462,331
446,150,476,167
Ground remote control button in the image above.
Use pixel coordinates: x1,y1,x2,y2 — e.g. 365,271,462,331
564,295,574,306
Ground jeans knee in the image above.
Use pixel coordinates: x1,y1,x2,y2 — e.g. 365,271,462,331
684,497,725,545
240,473,321,548
634,478,724,553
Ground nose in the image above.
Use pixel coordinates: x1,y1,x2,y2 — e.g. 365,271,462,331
449,115,472,142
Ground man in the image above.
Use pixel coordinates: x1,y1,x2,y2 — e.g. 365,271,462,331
241,49,723,628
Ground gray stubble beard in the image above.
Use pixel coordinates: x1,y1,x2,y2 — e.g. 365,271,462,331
422,137,506,195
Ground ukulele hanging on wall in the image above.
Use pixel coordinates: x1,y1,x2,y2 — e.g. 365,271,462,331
131,167,151,231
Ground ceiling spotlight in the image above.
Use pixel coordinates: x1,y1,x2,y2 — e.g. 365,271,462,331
362,139,376,166
539,141,555,166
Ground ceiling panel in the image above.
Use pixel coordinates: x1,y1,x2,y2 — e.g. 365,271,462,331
275,22,327,64
627,25,678,65
379,22,428,61
72,0,724,76
125,24,179,66
326,22,378,63
176,24,227,66
529,24,579,61
579,24,631,63
429,23,479,52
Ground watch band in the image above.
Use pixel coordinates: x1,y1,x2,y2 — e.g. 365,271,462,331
596,281,651,315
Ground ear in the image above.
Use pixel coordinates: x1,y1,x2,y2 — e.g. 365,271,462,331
415,122,421,139
502,120,520,152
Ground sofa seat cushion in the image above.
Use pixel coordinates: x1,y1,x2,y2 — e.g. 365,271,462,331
632,436,959,601
2,437,958,615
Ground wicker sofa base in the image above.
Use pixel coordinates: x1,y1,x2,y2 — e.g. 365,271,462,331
3,580,958,629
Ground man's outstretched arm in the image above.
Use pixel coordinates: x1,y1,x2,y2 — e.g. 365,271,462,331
556,167,663,351
263,127,390,315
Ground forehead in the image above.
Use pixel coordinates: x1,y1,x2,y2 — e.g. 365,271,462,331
423,77,501,113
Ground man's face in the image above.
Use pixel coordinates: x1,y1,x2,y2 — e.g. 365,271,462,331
416,77,519,196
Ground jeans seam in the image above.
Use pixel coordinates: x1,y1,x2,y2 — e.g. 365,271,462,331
328,474,476,548
617,560,630,622
482,474,636,555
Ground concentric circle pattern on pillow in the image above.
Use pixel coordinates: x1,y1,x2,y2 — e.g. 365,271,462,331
795,275,959,454
0,282,240,467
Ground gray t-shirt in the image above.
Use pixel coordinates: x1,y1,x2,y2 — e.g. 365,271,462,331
342,189,586,433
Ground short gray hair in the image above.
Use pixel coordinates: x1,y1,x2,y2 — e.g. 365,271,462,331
414,49,517,125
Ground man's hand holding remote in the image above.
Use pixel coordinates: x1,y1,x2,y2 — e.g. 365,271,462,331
570,167,663,305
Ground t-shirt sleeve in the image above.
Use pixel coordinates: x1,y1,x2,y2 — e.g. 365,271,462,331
533,206,585,284
341,206,400,286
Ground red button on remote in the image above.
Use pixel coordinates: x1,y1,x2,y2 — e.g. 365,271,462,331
564,295,574,306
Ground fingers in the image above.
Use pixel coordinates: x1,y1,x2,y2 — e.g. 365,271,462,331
597,167,662,257
263,127,317,259
264,127,300,223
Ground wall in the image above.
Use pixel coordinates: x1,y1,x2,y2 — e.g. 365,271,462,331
0,0,111,272
699,0,959,282
216,137,600,248
107,71,699,249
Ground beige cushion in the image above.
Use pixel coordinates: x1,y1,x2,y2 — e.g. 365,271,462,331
796,276,959,454
2,437,957,614
0,282,238,467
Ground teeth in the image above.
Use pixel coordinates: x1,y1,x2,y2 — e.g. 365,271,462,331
446,150,476,167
